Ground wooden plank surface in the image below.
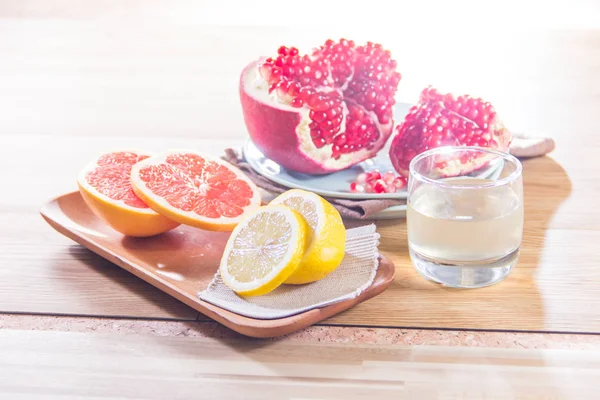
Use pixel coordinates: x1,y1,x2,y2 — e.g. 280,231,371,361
1,5,600,331
1,329,599,399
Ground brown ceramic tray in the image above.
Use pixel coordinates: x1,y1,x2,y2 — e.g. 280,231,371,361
40,191,396,338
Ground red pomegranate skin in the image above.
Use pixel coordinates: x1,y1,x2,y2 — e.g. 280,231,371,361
239,61,394,175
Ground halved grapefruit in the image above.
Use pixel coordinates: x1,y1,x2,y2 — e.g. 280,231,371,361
130,151,262,231
77,151,180,237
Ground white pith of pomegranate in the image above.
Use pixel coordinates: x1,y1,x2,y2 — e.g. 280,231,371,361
239,39,402,175
389,86,512,177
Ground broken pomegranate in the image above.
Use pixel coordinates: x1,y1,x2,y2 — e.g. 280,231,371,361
239,39,402,175
388,86,512,177
350,170,407,194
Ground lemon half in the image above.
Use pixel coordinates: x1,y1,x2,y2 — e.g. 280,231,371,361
270,189,346,284
219,205,309,296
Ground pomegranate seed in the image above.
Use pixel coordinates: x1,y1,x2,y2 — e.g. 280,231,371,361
367,171,381,182
326,108,338,119
468,108,479,120
288,82,301,96
291,98,303,108
298,87,315,99
313,137,326,148
334,134,347,146
270,68,281,79
382,171,395,184
372,179,387,193
322,130,335,139
393,176,407,189
332,146,341,159
283,66,295,76
318,120,333,130
384,183,397,193
350,182,364,193
356,172,368,184
331,116,343,128
310,110,327,122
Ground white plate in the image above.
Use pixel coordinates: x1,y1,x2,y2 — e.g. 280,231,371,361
243,139,407,200
258,189,407,220
364,204,407,220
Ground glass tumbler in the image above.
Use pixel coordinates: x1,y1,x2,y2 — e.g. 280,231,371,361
407,146,524,288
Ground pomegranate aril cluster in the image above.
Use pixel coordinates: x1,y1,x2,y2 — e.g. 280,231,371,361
420,86,497,131
264,46,332,88
316,38,356,86
330,104,380,159
346,42,401,125
389,86,503,172
350,170,407,194
258,38,402,160
308,92,344,149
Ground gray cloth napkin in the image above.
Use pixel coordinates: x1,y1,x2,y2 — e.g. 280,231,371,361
223,148,402,219
224,132,555,220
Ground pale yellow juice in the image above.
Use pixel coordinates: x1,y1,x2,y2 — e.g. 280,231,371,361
407,178,523,264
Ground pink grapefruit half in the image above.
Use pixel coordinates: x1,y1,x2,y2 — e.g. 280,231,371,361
77,151,180,237
130,151,262,231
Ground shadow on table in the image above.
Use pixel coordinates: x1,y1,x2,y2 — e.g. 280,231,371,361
351,155,572,333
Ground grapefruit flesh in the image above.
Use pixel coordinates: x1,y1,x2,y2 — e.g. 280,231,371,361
77,151,180,237
130,151,262,231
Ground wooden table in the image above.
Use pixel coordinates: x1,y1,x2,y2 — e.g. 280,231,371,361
1,328,600,399
1,1,600,397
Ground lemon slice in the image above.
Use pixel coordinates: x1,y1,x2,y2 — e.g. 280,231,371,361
270,189,346,284
219,205,309,296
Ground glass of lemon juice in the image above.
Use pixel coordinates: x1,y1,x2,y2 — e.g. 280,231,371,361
407,146,524,288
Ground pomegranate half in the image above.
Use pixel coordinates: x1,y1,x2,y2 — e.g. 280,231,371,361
239,39,402,175
389,86,513,177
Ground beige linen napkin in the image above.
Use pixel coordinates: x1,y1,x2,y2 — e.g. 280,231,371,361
509,132,556,158
198,224,380,320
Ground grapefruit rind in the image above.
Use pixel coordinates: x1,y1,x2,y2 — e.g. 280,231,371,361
77,151,180,237
130,150,262,232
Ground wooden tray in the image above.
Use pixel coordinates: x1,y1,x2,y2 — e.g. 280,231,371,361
39,192,395,338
